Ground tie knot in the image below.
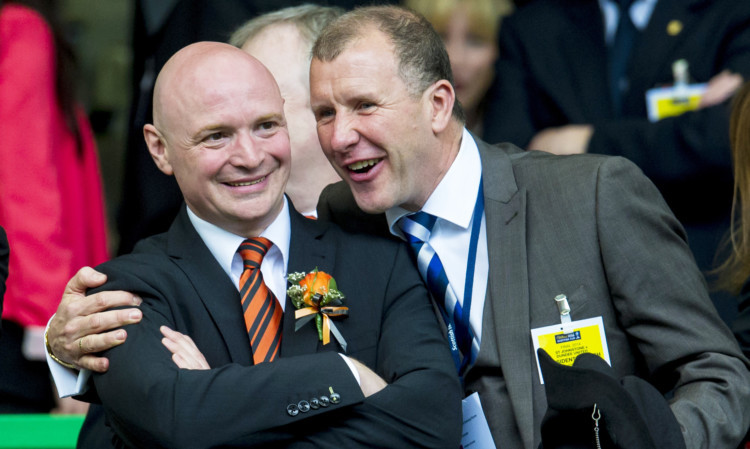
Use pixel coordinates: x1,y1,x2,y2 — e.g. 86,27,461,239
399,211,437,243
238,237,272,268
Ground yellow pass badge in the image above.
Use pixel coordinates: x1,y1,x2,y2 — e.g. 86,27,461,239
530,316,611,384
646,83,707,122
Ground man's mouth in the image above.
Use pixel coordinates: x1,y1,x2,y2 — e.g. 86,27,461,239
347,159,380,174
226,176,265,187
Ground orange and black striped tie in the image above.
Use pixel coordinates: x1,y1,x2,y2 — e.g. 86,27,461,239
238,237,282,364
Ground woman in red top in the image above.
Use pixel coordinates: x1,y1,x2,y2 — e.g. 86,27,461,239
0,0,109,413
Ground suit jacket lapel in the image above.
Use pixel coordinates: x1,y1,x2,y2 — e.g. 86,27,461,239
166,207,253,364
478,140,535,449
280,210,333,357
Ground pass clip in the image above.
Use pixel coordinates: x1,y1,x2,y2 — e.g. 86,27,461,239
554,294,572,324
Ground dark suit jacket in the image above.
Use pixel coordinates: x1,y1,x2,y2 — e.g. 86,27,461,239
89,206,461,448
318,137,750,449
484,0,750,299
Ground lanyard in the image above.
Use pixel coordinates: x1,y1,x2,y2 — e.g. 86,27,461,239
438,177,485,374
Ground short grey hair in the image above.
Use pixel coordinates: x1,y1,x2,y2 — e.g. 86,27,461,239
312,5,465,122
229,4,344,53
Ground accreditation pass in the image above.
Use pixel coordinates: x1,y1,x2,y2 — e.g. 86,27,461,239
461,392,495,448
530,316,611,384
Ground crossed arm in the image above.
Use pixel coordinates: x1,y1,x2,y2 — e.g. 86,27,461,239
528,71,744,156
47,268,386,397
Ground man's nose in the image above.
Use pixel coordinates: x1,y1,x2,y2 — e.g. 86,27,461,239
329,114,359,152
228,132,264,167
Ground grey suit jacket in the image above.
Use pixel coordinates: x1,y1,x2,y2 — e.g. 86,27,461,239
318,137,750,449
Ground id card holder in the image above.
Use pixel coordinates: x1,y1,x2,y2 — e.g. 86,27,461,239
461,392,496,449
646,83,707,122
530,294,611,384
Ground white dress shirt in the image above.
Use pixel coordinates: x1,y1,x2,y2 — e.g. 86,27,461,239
386,128,489,348
188,200,290,305
599,0,659,44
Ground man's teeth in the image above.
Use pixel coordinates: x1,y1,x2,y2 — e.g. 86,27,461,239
348,159,378,171
228,177,265,186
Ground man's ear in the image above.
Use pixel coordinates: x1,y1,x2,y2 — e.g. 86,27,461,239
426,79,456,134
143,124,174,175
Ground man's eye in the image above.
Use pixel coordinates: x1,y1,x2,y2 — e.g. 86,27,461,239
206,132,224,141
316,109,334,121
259,121,277,130
359,102,375,110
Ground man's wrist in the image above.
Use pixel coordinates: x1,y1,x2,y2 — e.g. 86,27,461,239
45,327,77,370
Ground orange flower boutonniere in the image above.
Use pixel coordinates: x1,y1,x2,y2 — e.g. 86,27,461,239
287,269,348,350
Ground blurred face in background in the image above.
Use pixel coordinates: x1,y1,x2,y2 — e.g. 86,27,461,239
241,22,341,215
242,24,321,175
406,0,510,119
441,6,498,115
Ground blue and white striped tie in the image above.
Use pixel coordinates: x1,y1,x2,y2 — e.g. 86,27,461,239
399,212,478,373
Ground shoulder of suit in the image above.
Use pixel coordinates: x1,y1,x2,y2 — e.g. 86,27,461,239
502,148,644,189
96,233,172,280
317,181,391,238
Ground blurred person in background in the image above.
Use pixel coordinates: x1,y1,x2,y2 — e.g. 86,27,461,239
404,0,512,137
485,0,750,325
0,0,109,413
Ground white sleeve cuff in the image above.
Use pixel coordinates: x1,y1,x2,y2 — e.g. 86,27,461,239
45,315,91,397
338,353,361,386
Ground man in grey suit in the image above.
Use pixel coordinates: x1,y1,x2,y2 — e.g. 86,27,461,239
46,5,750,449
307,5,750,449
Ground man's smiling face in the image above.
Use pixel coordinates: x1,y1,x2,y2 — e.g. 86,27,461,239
147,43,291,237
310,29,444,213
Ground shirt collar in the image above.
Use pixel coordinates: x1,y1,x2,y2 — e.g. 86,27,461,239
186,198,291,277
386,128,482,238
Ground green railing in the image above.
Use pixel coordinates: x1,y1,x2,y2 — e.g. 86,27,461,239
0,414,84,449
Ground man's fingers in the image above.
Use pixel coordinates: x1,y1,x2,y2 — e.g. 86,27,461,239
64,267,108,295
82,308,142,335
78,329,128,356
77,354,110,373
50,307,139,364
161,334,180,353
161,326,210,369
699,70,744,108
160,325,180,339
78,291,142,316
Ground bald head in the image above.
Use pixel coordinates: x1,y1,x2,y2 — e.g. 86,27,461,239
152,42,282,137
143,41,291,238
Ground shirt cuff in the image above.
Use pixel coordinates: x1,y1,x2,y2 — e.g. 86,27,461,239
338,353,361,386
45,315,90,397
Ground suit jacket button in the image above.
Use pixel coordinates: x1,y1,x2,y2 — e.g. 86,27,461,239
298,400,311,413
319,396,330,407
330,393,341,404
309,397,320,410
287,404,299,417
